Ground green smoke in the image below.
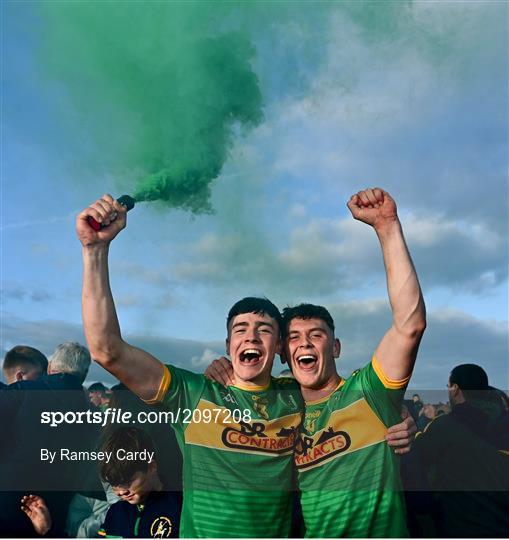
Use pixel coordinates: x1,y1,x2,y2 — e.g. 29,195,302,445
37,3,262,213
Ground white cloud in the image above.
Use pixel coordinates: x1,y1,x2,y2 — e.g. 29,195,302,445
191,347,223,368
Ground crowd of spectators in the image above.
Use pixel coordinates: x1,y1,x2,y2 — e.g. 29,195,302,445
1,343,508,537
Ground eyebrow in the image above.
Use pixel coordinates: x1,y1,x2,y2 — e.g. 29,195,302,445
289,327,328,334
231,321,275,330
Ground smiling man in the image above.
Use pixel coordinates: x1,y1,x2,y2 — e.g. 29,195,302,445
282,188,426,538
77,196,303,537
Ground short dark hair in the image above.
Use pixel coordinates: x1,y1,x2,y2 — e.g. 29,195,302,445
100,427,156,486
450,364,489,391
281,304,335,338
3,345,48,375
88,382,107,395
226,297,282,334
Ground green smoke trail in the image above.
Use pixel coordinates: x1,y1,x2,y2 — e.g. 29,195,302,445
37,3,262,213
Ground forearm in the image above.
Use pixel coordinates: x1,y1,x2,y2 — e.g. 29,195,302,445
376,219,426,337
81,245,124,365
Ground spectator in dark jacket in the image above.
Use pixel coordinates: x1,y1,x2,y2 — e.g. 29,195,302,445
412,364,509,538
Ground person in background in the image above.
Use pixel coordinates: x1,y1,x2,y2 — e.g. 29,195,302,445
417,403,435,431
412,393,424,416
21,427,182,538
412,363,509,537
87,382,108,411
2,345,48,384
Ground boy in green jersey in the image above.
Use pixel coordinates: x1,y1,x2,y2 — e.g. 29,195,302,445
77,197,303,537
282,188,426,537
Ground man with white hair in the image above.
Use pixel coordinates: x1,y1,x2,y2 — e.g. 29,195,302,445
0,342,96,536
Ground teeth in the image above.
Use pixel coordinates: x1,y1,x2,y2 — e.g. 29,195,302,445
244,349,261,355
298,355,316,361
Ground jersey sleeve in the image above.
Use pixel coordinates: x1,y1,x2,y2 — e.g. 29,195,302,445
353,356,409,427
144,364,206,431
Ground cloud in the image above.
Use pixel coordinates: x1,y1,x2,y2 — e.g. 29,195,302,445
169,209,506,299
112,262,171,288
2,283,53,303
325,300,508,391
0,313,223,386
190,347,223,368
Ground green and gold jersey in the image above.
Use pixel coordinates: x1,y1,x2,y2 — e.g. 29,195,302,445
296,357,409,538
153,365,303,538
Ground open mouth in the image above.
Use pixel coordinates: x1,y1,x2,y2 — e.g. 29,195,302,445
240,349,263,365
296,354,318,370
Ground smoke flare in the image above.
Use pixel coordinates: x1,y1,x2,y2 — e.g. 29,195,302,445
38,3,263,214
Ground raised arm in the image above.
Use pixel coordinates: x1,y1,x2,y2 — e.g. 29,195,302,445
347,188,426,381
77,194,164,401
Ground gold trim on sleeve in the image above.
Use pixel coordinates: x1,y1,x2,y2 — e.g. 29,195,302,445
371,355,410,389
143,364,171,404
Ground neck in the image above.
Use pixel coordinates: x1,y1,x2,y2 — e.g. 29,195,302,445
301,373,341,403
234,375,271,390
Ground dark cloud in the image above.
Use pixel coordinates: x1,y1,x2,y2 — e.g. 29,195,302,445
326,300,508,392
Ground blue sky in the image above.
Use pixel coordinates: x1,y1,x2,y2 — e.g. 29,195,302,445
1,1,507,400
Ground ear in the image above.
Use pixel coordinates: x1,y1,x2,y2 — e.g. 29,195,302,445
333,339,341,358
275,338,282,356
47,361,53,375
450,383,459,395
15,370,24,382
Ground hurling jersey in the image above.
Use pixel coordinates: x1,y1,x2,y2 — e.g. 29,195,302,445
296,357,409,538
152,364,303,538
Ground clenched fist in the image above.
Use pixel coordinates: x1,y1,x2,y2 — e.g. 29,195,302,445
347,188,398,231
76,194,127,247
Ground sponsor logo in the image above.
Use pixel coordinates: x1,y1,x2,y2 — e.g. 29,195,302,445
222,421,298,454
150,516,173,538
295,426,351,470
304,409,321,433
252,395,269,420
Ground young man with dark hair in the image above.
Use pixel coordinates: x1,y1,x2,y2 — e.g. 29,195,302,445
77,195,304,537
278,189,426,537
2,345,48,384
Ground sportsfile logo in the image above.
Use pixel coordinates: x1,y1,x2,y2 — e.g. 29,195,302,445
222,421,298,454
295,427,351,470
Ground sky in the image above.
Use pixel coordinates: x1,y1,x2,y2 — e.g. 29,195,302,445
1,1,507,401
